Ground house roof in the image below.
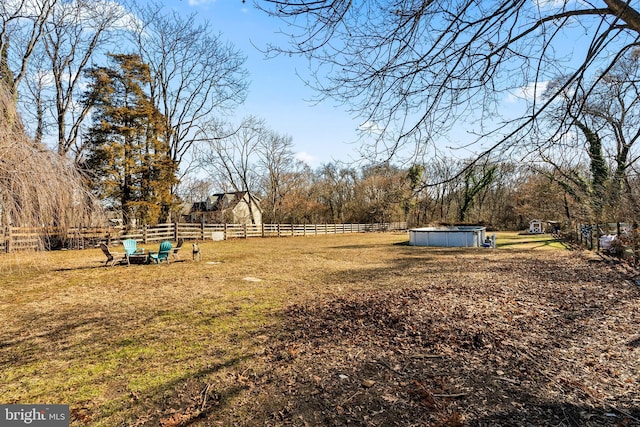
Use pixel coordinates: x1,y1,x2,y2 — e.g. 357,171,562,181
178,202,193,216
190,191,253,213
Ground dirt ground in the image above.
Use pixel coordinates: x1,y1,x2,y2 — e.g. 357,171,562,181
149,246,640,427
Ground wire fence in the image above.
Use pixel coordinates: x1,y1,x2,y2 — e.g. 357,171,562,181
573,222,639,266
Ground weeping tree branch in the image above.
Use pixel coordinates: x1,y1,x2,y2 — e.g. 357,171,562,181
0,83,101,241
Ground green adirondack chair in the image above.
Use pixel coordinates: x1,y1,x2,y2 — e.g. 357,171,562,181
149,241,173,264
122,238,147,264
122,239,143,255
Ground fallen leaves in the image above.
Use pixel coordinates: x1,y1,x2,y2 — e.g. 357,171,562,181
259,249,640,426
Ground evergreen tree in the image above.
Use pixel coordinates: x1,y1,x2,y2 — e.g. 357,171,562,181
83,53,176,226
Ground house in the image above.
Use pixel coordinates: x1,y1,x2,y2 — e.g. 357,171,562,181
186,191,262,224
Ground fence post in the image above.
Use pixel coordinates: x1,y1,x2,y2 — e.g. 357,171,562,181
201,222,205,241
174,222,178,241
578,224,583,246
243,223,247,239
262,223,265,238
576,224,582,246
224,223,228,240
585,224,589,249
633,222,639,267
5,226,11,253
143,225,148,244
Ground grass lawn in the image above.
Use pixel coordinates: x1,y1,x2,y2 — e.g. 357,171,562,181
495,231,567,250
1,232,638,426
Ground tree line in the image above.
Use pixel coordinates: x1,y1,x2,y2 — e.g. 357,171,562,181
1,1,639,231
182,146,640,230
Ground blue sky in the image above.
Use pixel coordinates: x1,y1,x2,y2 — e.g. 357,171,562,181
157,0,365,167
151,0,604,168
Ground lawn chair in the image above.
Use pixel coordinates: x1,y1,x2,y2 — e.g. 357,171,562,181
122,238,147,264
149,240,172,264
100,242,128,266
123,238,144,255
171,238,184,261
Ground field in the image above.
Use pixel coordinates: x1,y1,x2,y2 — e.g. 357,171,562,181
1,232,638,426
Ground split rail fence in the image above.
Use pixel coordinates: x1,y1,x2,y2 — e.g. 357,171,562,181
0,222,407,253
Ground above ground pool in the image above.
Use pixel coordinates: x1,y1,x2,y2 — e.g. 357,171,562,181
408,226,487,247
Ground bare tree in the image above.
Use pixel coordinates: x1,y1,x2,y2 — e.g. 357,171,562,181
198,116,264,224
267,163,319,223
257,130,304,223
421,157,464,222
177,177,215,206
0,82,100,234
20,45,50,144
0,0,58,95
531,47,640,222
258,0,640,165
354,163,408,223
512,169,583,226
39,0,128,159
457,161,497,223
130,2,249,178
3,0,128,158
581,49,640,204
315,162,357,223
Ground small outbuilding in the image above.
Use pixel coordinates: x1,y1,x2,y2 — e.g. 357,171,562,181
529,219,544,234
409,226,487,247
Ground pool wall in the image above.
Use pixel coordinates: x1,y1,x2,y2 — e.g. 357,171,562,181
408,226,487,247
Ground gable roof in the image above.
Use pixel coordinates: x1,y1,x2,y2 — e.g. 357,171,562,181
190,191,257,213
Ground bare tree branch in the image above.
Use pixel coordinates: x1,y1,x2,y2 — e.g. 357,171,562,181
257,0,640,169
130,2,249,181
0,0,58,93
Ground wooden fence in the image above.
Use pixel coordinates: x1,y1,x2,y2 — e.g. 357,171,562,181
0,222,407,253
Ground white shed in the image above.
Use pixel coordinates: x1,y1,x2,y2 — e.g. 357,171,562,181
529,220,544,234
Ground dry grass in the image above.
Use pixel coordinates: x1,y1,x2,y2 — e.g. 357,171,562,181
495,231,567,250
1,233,407,425
0,232,638,426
